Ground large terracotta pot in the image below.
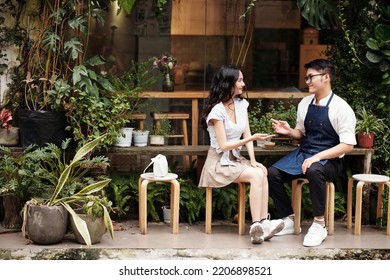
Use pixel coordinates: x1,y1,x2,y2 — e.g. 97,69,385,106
357,132,374,148
23,203,68,245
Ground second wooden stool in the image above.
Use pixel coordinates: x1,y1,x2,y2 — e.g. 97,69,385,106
138,172,180,234
291,178,335,235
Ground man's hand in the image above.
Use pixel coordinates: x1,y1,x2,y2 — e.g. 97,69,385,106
271,119,290,135
302,155,321,174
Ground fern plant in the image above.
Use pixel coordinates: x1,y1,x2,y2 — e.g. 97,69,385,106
178,178,205,225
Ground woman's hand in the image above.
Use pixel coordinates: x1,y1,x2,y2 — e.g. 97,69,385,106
251,160,267,174
252,133,276,141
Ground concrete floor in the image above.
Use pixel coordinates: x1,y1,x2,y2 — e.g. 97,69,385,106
1,219,390,260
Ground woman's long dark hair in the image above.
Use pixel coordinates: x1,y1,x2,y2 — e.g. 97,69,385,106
201,65,245,130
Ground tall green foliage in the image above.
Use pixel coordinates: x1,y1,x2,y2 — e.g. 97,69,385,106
324,0,390,177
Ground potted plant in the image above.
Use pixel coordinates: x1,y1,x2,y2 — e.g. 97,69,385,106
2,1,123,149
109,59,156,148
0,108,19,146
67,58,156,152
0,139,69,230
149,116,172,146
132,129,150,147
3,2,80,147
70,196,114,245
21,134,114,246
0,145,36,230
355,107,387,148
115,127,135,147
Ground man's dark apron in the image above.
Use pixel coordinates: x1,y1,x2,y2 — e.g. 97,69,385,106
273,93,340,175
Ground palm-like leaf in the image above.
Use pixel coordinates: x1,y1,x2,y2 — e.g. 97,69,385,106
297,0,340,30
63,203,91,246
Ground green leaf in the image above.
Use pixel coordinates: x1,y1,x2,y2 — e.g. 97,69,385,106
379,61,389,72
64,37,82,60
47,164,72,206
366,38,380,51
383,49,390,56
374,24,390,43
73,134,106,162
297,0,339,30
68,15,87,33
75,179,111,196
366,51,383,63
103,206,114,239
42,31,61,53
63,203,92,246
381,73,390,85
85,55,106,66
115,0,137,14
72,65,87,85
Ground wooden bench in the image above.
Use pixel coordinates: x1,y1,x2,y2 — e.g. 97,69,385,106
7,145,374,174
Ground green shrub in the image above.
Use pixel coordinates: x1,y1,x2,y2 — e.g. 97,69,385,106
249,99,297,135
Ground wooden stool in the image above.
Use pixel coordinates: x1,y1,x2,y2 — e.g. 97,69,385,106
138,172,180,234
205,182,246,235
291,179,335,235
150,112,190,169
129,114,147,130
347,174,390,235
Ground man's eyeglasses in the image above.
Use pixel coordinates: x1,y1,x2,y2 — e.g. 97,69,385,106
304,73,326,82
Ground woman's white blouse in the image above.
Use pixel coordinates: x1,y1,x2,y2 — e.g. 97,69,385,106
206,98,248,166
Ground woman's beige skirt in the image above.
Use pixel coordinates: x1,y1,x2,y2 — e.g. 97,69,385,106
198,148,252,188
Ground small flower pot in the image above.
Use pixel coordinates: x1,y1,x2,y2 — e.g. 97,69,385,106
162,206,170,223
150,135,165,146
357,132,374,148
132,130,149,147
115,127,134,147
0,127,19,146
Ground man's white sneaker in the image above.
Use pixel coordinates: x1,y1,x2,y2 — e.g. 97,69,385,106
274,216,301,236
249,222,264,244
261,219,285,240
303,223,327,247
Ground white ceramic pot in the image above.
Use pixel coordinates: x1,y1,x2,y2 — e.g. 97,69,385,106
132,130,149,147
115,127,134,147
149,135,165,146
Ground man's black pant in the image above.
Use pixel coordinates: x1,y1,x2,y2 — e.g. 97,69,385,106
268,158,343,219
